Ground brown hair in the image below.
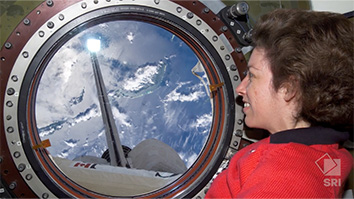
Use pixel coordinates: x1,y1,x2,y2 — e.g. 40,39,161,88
252,9,353,130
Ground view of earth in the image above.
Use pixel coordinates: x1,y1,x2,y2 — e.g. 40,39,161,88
35,20,213,169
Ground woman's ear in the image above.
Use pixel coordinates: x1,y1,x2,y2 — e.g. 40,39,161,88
280,76,299,102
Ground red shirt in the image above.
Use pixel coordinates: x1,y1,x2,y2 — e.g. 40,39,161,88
205,127,353,198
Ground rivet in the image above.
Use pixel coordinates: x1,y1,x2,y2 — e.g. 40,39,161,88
221,26,228,32
237,119,243,125
203,7,210,13
236,47,242,53
23,18,30,25
18,163,26,172
81,2,87,9
106,0,111,2
6,101,13,107
16,32,20,36
235,129,243,136
196,19,201,26
7,88,15,95
225,54,231,60
204,188,209,194
22,51,29,58
196,196,202,199
94,0,99,4
58,14,64,21
187,12,194,19
236,29,241,35
220,46,225,50
47,21,54,29
6,115,12,120
46,0,54,7
233,140,238,147
5,42,12,49
9,182,17,190
11,75,18,82
25,174,33,180
39,31,45,37
1,57,5,61
154,0,160,4
176,7,182,13
0,156,3,163
230,64,237,71
36,10,41,15
7,127,14,133
13,151,21,158
230,21,235,26
0,188,5,194
42,193,49,199
212,36,218,41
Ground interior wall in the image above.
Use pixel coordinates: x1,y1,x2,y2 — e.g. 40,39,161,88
310,0,354,13
1,1,312,48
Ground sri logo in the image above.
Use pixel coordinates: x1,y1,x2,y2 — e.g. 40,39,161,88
315,153,341,187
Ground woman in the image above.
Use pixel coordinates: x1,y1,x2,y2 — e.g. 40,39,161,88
205,9,353,198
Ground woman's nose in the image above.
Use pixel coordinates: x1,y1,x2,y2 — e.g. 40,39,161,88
236,75,247,96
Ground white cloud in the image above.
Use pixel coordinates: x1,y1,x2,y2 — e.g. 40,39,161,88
163,107,182,129
163,82,206,102
190,113,212,133
122,65,159,91
179,152,198,168
64,140,77,148
112,106,132,127
73,107,100,124
126,32,134,44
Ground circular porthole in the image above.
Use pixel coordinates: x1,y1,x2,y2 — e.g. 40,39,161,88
1,0,247,198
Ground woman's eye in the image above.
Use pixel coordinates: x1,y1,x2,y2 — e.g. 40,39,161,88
248,72,253,80
243,69,249,77
243,69,253,81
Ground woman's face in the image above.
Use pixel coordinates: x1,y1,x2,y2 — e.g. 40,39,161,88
236,48,289,133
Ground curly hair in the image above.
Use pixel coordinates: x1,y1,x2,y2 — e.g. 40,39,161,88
251,9,353,130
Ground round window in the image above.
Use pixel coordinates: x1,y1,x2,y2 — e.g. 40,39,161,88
1,1,247,198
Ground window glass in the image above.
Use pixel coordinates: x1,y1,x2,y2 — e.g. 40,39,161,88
36,20,213,170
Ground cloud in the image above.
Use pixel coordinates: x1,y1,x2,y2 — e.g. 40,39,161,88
112,106,132,127
179,152,198,168
122,64,159,91
163,81,206,103
190,113,212,134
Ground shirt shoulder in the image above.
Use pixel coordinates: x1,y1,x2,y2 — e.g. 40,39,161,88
230,141,352,198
